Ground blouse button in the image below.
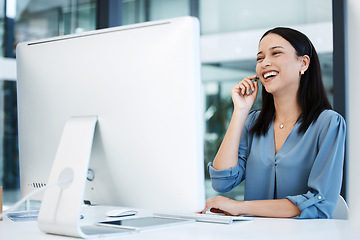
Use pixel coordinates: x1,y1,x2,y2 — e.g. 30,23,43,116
318,196,322,200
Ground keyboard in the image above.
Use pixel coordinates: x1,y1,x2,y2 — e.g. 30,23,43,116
153,211,253,224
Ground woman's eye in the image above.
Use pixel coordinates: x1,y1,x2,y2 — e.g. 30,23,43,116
256,57,263,61
273,51,282,55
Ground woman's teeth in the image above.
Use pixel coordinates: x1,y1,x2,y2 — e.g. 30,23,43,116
263,71,278,79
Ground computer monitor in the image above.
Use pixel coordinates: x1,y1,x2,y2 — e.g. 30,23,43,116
16,16,205,213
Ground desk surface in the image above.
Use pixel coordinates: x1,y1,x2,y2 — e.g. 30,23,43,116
2,205,360,240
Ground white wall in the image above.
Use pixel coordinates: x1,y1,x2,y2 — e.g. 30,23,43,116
346,0,360,228
200,0,332,34
200,22,332,63
0,58,16,80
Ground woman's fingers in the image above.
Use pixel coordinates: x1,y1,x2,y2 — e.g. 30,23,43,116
230,75,259,111
210,208,232,216
200,196,237,215
236,76,257,96
200,197,218,214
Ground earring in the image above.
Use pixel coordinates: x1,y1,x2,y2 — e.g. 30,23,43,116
300,69,305,75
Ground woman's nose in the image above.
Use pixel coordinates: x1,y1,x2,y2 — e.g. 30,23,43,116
260,57,271,68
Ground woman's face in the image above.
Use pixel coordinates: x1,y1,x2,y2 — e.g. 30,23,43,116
256,33,306,96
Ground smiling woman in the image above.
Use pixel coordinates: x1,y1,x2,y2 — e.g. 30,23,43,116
202,27,346,219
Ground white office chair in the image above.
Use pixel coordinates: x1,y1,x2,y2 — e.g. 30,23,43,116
333,195,350,220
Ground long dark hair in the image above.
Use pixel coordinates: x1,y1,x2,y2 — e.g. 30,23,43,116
250,27,332,136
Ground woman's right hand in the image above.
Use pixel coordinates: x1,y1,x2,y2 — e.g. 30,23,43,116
212,75,259,171
199,196,243,216
231,75,259,112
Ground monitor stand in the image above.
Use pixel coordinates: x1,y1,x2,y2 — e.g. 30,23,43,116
37,116,137,238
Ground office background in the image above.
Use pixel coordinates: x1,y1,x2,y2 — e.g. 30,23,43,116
0,0,343,209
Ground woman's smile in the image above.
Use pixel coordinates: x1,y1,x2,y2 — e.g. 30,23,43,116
262,70,279,82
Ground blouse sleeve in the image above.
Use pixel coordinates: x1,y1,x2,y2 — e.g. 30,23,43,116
208,111,258,193
286,111,346,219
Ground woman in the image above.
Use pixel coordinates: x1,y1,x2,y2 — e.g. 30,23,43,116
201,27,346,218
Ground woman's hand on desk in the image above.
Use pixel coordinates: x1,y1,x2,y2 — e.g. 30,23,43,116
200,196,301,218
199,196,243,216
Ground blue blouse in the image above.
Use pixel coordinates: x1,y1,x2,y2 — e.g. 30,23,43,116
208,110,346,219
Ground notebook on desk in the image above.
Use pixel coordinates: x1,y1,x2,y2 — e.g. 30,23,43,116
153,211,254,224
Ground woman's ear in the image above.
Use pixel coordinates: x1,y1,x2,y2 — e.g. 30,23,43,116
300,55,310,72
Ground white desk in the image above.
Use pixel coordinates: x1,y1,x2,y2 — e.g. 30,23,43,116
1,205,360,240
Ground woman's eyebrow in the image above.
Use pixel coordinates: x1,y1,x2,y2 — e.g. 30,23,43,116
257,46,284,55
270,45,284,50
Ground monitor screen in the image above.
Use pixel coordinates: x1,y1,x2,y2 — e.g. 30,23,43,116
16,16,205,213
